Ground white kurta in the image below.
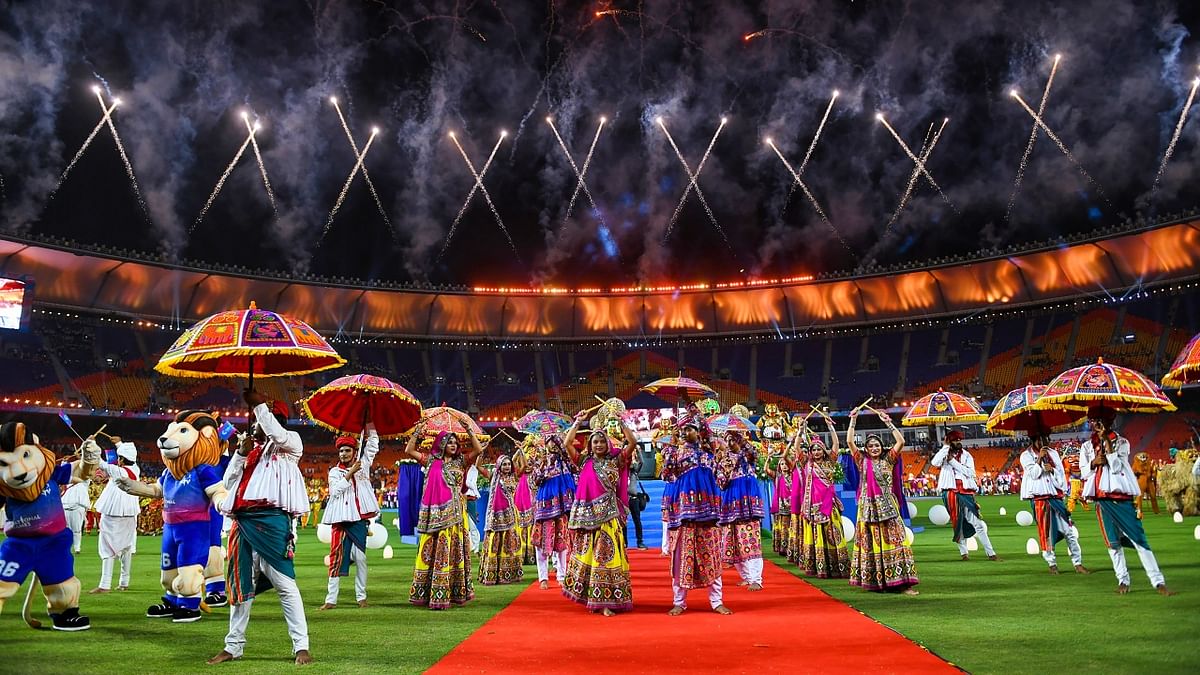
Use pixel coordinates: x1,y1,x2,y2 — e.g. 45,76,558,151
220,403,308,516
321,425,381,524
930,446,980,491
95,462,141,516
1079,435,1139,499
1019,448,1067,499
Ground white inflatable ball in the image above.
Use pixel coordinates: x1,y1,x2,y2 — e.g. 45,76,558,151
1025,538,1040,555
323,554,331,567
317,523,333,544
928,504,951,526
999,507,1007,516
1173,511,1184,523
383,545,395,559
1015,510,1035,527
840,515,855,541
1194,525,1200,541
966,536,979,551
903,527,915,546
392,517,400,528
907,501,919,517
366,522,389,549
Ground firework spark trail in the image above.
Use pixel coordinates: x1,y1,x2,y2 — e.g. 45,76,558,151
1010,92,1110,205
192,130,255,232
318,130,378,244
242,116,276,213
441,133,520,259
878,114,957,212
52,101,118,197
1006,55,1061,222
783,91,838,213
766,139,851,254
886,118,949,232
331,99,391,233
1152,76,1200,196
546,117,606,227
658,118,728,243
92,91,151,222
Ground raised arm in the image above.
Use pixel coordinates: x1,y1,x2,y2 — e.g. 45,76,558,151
562,411,587,465
402,425,430,466
619,418,638,461
876,408,904,461
846,412,862,461
819,410,841,455
462,426,485,466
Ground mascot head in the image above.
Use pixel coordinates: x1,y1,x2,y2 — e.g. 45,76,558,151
158,410,225,480
764,403,780,418
0,421,57,503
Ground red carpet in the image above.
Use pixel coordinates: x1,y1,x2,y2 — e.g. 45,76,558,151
429,551,956,674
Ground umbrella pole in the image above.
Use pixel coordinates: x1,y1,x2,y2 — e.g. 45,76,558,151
247,354,255,431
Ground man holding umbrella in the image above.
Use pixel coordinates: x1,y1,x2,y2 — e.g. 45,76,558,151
208,390,312,665
930,430,999,562
318,418,380,611
1080,408,1173,596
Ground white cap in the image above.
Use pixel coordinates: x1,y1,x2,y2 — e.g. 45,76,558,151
116,442,138,462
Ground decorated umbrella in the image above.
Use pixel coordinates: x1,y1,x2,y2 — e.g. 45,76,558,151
514,409,573,436
1033,357,1177,415
300,374,422,439
707,412,757,436
985,384,1086,436
155,302,345,385
640,376,718,401
901,388,988,426
414,406,487,439
1162,332,1200,390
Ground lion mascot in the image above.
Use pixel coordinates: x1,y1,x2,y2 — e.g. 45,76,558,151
113,410,228,623
1131,451,1160,516
0,421,99,631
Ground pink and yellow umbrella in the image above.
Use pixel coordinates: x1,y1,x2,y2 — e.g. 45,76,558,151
1162,332,1200,390
985,384,1086,436
1034,357,1176,414
155,302,345,381
640,376,718,401
901,388,988,426
408,406,489,450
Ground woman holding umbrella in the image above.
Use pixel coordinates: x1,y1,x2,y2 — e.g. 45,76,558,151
403,419,484,610
845,407,919,595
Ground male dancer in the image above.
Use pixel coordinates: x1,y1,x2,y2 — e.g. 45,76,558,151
62,476,91,554
1080,408,1173,595
930,431,999,561
91,440,141,592
1020,435,1088,575
319,422,380,610
208,391,312,665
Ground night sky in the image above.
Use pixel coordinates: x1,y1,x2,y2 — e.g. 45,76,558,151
2,1,1199,288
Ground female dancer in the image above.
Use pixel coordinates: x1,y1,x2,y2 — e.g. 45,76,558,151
514,436,539,566
765,448,798,558
531,434,577,589
795,411,850,578
560,412,637,615
477,453,524,585
846,408,918,595
717,429,765,590
404,423,484,609
662,404,732,615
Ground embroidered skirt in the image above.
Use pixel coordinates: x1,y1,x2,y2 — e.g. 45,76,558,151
723,520,763,564
478,527,524,586
849,517,918,591
562,518,632,612
410,509,475,609
798,509,849,578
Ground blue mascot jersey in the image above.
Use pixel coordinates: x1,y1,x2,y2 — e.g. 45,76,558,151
2,463,72,537
160,464,222,525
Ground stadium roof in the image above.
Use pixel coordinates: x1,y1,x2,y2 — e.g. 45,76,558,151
3,219,1198,341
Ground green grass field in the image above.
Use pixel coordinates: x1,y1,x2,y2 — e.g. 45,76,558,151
3,498,1198,674
769,495,1200,675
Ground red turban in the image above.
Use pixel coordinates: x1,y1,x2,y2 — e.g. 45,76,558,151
335,435,357,449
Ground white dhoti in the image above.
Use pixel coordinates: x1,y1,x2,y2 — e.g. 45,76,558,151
64,506,86,553
98,515,137,590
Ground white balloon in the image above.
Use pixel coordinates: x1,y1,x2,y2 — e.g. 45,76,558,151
903,526,915,546
1025,538,1040,555
1194,525,1200,540
840,515,855,541
383,545,395,559
366,522,389,549
1015,510,1034,527
907,501,919,517
999,507,1007,516
966,536,979,551
1173,511,1184,523
928,504,951,526
392,518,400,528
317,523,333,544
323,554,331,567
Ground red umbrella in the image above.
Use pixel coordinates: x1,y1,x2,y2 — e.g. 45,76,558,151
300,374,422,439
